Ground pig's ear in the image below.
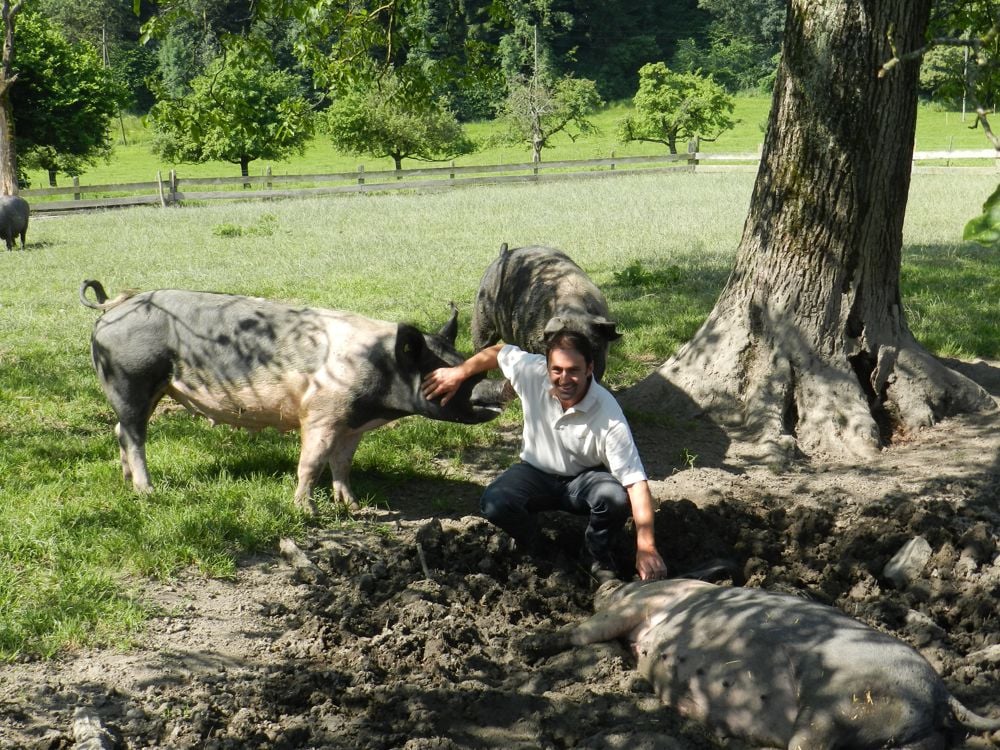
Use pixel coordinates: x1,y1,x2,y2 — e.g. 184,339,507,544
438,302,459,344
396,324,426,365
543,316,569,336
595,317,622,341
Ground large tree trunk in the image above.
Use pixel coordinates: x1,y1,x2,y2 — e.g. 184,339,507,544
623,0,994,464
0,0,21,195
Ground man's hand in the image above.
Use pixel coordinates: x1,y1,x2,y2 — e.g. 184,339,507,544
627,479,668,581
421,367,466,406
636,548,668,581
422,343,503,407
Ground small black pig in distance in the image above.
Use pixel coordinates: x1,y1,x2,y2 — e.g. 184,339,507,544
472,244,621,380
0,194,29,250
80,280,504,514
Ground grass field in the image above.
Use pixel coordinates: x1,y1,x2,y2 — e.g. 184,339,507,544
1,163,998,659
22,96,995,188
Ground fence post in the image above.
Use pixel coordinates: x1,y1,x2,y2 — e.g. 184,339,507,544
687,137,699,170
265,165,272,190
170,170,177,205
532,153,539,177
73,176,81,201
357,165,365,185
157,171,166,208
450,160,455,180
610,150,615,171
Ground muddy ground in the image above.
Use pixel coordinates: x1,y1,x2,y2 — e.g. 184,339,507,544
3,360,1000,750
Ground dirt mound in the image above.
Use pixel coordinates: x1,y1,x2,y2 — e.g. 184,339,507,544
2,408,1000,749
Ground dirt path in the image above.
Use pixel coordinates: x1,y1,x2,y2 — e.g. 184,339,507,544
3,361,1000,750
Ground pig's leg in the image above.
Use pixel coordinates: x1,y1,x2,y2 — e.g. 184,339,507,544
787,708,839,750
105,382,164,492
328,431,364,511
295,417,360,515
114,422,150,490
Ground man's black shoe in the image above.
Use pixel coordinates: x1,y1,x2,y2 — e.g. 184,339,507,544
589,560,620,584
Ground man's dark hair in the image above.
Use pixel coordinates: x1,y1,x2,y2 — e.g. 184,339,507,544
544,329,594,366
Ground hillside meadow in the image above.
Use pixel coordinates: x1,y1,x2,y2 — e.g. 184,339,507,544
1,168,998,658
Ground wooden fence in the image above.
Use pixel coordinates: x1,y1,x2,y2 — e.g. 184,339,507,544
22,148,1000,214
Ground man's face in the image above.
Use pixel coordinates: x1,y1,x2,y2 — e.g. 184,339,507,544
547,347,593,408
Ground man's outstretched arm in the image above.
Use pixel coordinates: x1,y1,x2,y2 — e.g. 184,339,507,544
422,343,504,405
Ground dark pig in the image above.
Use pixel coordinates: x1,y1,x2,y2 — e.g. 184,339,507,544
0,195,29,250
80,280,503,513
472,244,620,380
531,579,1000,749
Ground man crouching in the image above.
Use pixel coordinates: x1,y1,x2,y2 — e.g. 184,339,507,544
422,328,668,582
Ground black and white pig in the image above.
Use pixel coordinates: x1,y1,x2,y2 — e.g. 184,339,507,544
524,579,1000,749
80,280,504,513
471,244,621,380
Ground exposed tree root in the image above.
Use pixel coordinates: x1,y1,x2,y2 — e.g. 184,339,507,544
621,314,995,467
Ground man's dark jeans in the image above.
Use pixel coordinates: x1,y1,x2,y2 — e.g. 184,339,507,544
480,461,631,565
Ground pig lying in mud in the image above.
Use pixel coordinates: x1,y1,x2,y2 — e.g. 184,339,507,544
526,579,1000,749
471,244,620,381
80,280,503,513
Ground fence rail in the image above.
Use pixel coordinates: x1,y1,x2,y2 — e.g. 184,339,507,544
22,148,1000,214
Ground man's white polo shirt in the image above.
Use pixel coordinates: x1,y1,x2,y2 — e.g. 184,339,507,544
498,345,646,486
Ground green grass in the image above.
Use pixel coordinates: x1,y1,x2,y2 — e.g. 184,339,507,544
1,166,997,659
23,96,993,188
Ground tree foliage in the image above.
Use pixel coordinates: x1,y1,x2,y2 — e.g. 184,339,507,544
11,11,129,186
37,0,157,113
325,69,474,170
149,52,314,176
495,68,603,162
564,0,711,101
670,0,783,93
618,62,735,153
144,0,716,119
894,1,1000,145
964,184,1000,249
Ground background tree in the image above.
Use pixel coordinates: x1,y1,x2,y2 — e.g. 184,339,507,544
400,0,507,120
561,0,711,101
222,0,715,115
0,0,22,194
919,44,969,109
38,0,158,115
149,53,314,178
325,69,475,170
623,0,994,463
916,1,1000,145
671,0,783,92
12,12,128,186
496,71,602,162
618,62,735,154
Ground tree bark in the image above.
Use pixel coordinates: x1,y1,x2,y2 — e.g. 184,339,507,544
0,0,22,195
623,0,994,464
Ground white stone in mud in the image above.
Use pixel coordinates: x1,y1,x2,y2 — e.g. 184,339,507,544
883,535,932,588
